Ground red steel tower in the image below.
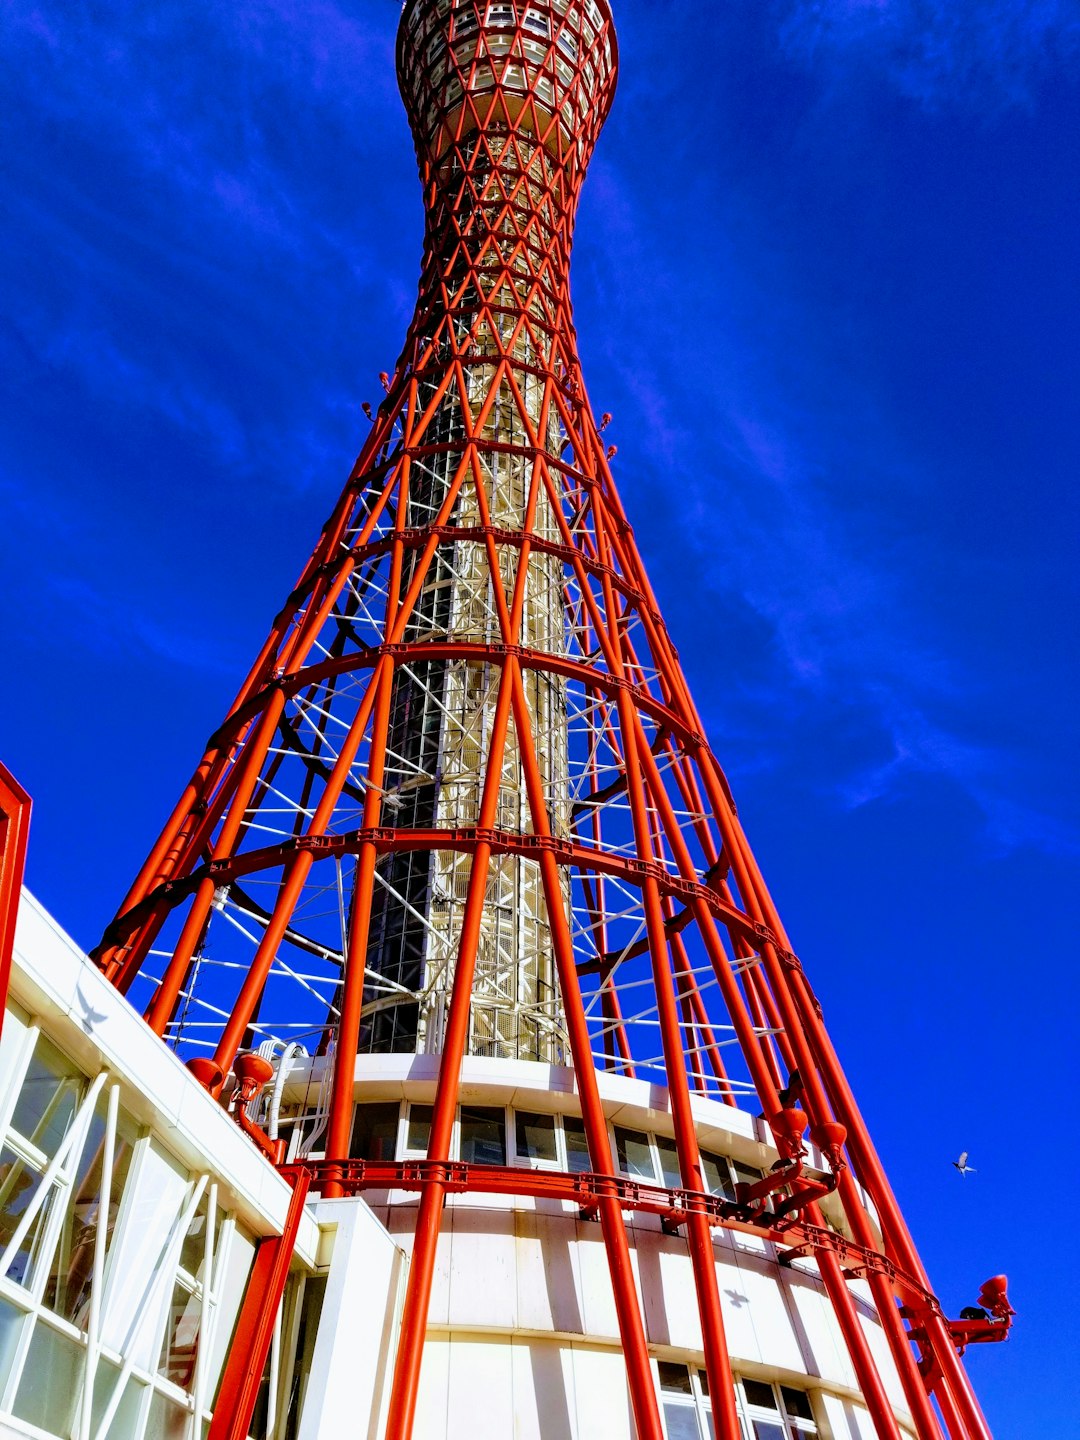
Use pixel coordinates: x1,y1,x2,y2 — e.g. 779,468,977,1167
92,2,1005,1437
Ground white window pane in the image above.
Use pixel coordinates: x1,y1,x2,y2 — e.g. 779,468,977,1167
91,1360,147,1440
0,1295,26,1393
10,1035,82,1155
159,1279,201,1390
516,1111,557,1163
782,1387,815,1423
655,1136,682,1190
744,1380,779,1411
658,1361,694,1396
663,1402,703,1440
0,1007,30,1128
145,1388,190,1440
563,1116,592,1173
46,1104,136,1327
100,1140,188,1367
459,1107,506,1165
407,1105,433,1152
701,1152,735,1200
205,1223,256,1391
615,1127,656,1181
13,1321,81,1435
0,1145,54,1288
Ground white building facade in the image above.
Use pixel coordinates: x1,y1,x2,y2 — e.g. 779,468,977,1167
0,889,915,1440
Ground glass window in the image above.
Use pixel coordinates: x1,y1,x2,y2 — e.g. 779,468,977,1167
659,1362,703,1440
46,1104,136,1325
91,1360,146,1440
516,1111,557,1164
351,1102,401,1162
179,1193,218,1285
701,1152,735,1201
658,1362,694,1396
664,1408,703,1440
732,1161,764,1193
0,1295,26,1394
459,1107,506,1166
9,1035,82,1157
563,1116,592,1173
782,1388,815,1423
282,1276,326,1440
655,1136,682,1190
0,1144,55,1288
406,1105,433,1153
145,1388,190,1440
159,1277,202,1390
205,1223,257,1396
12,1321,81,1435
615,1126,656,1182
743,1380,779,1412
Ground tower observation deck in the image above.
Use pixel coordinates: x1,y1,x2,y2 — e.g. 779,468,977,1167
41,3,1012,1439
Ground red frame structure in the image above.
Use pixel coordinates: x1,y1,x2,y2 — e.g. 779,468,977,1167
91,3,1002,1437
0,761,31,1044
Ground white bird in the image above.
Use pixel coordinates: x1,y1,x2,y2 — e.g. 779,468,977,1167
952,1152,976,1178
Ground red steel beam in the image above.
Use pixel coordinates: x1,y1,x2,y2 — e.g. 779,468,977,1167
207,1166,311,1440
0,762,31,1043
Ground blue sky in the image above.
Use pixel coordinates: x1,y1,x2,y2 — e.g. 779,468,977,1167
2,0,1077,1430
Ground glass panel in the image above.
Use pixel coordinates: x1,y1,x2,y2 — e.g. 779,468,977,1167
459,1107,506,1166
13,1320,82,1434
350,1103,401,1162
563,1116,592,1173
515,1111,557,1163
248,1332,274,1440
92,1359,147,1440
0,1007,30,1126
0,1295,26,1393
10,1035,82,1156
145,1388,191,1440
743,1379,779,1411
282,1276,326,1440
206,1224,257,1401
732,1162,764,1193
782,1387,815,1422
406,1105,433,1153
159,1279,201,1390
701,1152,735,1200
179,1190,221,1285
751,1425,786,1440
658,1361,694,1396
662,1402,703,1440
0,1145,53,1287
100,1140,189,1370
615,1127,656,1182
44,1104,103,1321
46,1104,136,1326
655,1136,682,1190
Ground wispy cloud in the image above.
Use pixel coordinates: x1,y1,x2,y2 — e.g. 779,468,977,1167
775,0,1080,109
45,573,236,676
2,0,403,481
580,143,1077,859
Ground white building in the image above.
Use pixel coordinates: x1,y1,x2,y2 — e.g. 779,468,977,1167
0,887,915,1440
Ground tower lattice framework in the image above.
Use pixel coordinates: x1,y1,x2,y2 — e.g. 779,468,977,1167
94,3,996,1438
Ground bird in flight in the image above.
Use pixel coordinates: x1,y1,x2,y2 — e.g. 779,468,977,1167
953,1152,976,1178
